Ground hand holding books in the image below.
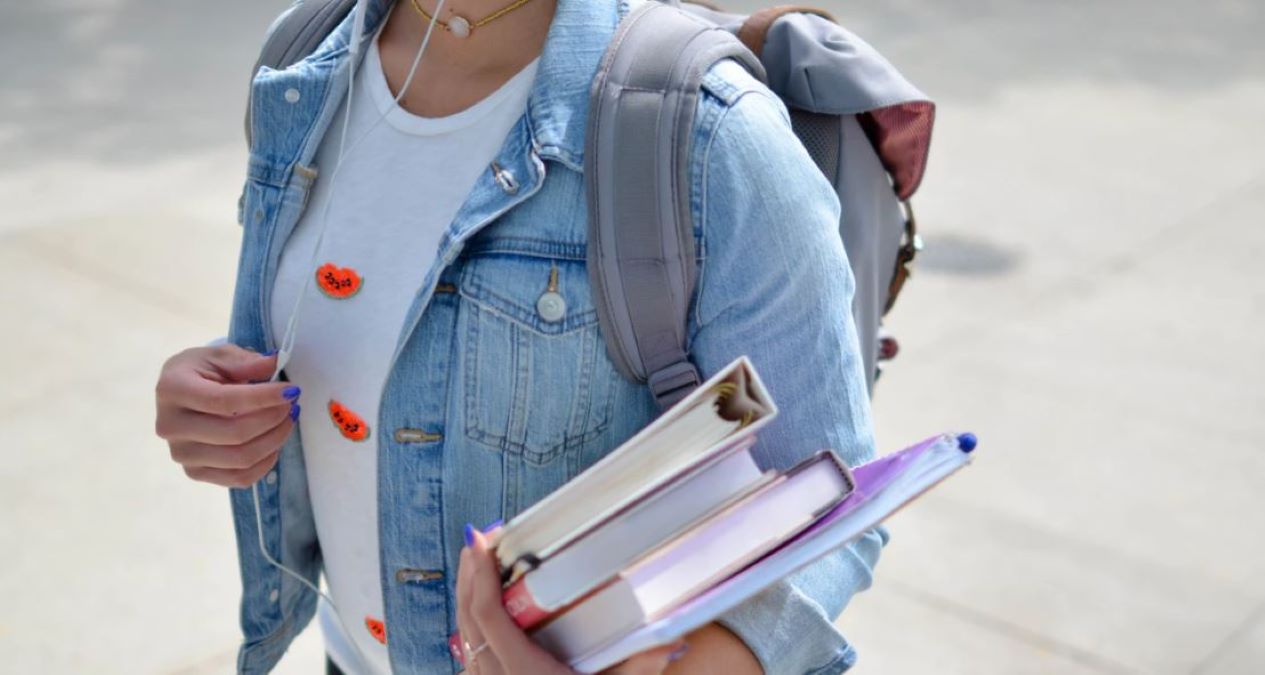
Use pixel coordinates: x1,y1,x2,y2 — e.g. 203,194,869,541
455,526,688,674
451,357,976,673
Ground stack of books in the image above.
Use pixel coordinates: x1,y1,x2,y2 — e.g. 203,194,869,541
455,356,974,673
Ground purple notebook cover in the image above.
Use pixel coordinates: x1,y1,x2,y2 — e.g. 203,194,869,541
803,434,943,536
665,433,948,606
671,434,945,608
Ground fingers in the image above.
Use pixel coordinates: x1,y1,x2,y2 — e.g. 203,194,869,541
183,447,281,488
457,543,506,674
204,344,281,383
164,375,298,417
156,344,297,490
457,548,490,672
157,346,295,417
464,529,569,674
467,529,521,643
455,526,569,674
159,402,294,445
169,415,295,470
457,545,481,644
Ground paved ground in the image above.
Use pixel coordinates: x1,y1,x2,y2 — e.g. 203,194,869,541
2,1,1262,673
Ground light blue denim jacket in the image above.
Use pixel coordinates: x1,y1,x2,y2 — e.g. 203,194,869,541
228,0,886,672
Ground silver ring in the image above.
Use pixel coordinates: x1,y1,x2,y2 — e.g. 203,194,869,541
464,640,490,668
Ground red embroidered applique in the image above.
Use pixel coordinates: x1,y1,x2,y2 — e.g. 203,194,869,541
316,262,363,299
365,616,387,645
329,400,370,441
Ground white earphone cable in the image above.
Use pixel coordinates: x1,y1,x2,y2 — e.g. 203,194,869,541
273,0,446,380
254,1,448,669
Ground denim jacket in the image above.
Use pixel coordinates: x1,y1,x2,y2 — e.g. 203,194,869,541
228,0,885,672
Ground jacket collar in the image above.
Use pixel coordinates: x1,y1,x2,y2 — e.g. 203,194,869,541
524,0,623,168
337,0,625,170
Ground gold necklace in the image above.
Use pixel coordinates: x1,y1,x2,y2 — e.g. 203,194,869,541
408,0,537,38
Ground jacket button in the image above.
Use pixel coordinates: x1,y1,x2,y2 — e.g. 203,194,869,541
284,88,301,104
268,589,279,603
395,568,443,584
536,291,566,323
265,471,277,485
394,428,443,444
491,162,518,194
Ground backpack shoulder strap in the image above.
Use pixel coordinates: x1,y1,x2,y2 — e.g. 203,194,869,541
586,1,765,409
245,0,357,145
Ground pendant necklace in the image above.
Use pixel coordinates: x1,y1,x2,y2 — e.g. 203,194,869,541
408,0,538,38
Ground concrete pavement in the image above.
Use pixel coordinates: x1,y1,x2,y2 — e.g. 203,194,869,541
1,1,1262,673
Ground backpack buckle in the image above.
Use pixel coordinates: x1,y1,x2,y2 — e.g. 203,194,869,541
647,361,702,410
884,200,921,316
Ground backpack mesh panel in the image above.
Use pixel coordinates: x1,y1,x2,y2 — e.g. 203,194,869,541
857,103,935,200
789,109,841,184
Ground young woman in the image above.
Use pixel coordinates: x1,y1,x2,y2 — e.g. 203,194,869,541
153,0,884,673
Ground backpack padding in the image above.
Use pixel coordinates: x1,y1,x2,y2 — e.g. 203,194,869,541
245,0,356,146
586,1,765,409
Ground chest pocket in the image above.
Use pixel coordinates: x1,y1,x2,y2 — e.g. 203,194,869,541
457,251,617,466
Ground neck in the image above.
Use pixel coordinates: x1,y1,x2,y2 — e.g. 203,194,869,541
374,0,556,117
382,0,556,76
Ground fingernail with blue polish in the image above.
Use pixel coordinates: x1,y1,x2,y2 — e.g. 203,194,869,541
282,386,301,401
484,519,503,532
464,523,476,547
262,349,278,357
668,643,689,662
289,403,301,422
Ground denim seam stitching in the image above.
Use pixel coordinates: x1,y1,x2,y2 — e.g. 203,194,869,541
461,302,610,464
463,237,588,260
459,290,598,337
461,263,599,335
692,93,743,333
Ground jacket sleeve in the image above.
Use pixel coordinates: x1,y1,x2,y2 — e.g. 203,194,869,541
686,75,888,674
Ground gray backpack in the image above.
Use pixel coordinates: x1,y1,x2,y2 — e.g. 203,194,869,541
248,0,935,409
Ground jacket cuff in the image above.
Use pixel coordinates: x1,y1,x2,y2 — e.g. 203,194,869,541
716,577,854,675
715,529,886,674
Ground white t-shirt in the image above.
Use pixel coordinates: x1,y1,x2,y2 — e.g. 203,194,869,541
270,34,538,675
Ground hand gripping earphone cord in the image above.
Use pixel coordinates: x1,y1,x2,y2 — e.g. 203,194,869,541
250,0,447,669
